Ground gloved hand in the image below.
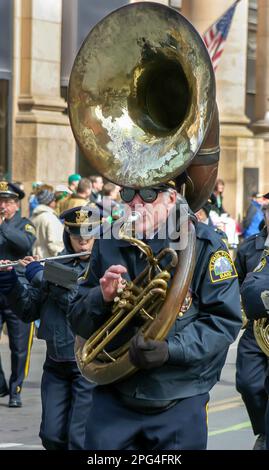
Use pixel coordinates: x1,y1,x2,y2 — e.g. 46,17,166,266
129,334,169,370
25,261,44,283
0,269,18,294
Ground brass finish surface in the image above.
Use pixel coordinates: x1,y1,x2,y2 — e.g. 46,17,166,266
69,2,215,188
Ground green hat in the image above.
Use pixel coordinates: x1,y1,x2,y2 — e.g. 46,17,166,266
68,173,81,185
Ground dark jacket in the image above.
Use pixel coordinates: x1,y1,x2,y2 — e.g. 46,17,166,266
242,201,264,239
210,193,225,216
235,229,267,285
6,232,89,361
0,212,36,309
241,256,269,321
68,222,241,400
0,212,36,260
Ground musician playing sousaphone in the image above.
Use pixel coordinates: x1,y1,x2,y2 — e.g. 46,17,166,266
67,3,242,450
0,206,101,449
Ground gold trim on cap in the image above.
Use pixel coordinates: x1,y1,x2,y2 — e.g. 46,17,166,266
64,220,100,228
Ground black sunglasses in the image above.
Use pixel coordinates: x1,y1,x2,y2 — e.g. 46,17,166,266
120,187,168,203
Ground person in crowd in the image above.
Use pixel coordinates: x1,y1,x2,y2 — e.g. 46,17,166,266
89,175,103,204
209,181,239,249
0,206,98,449
59,178,92,213
54,185,72,216
28,182,43,217
235,194,269,450
195,199,214,226
68,174,81,194
242,192,265,240
67,180,241,450
0,181,36,407
210,179,226,216
31,189,64,258
102,182,123,220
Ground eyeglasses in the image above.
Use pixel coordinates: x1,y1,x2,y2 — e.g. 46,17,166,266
120,187,168,203
0,198,17,206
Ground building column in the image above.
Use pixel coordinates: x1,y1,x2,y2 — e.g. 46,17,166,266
253,0,269,137
12,0,76,209
182,0,251,138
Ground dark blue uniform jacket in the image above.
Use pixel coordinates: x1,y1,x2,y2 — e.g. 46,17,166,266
241,255,269,321
68,222,242,400
235,229,267,285
6,232,89,361
0,212,36,309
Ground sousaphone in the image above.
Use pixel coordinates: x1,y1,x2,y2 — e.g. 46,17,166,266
68,2,219,384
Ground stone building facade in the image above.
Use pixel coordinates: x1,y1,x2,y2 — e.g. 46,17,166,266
0,0,268,219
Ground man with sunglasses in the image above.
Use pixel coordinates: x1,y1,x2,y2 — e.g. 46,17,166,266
68,180,241,450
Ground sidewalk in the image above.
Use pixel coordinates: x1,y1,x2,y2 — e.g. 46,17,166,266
0,337,46,449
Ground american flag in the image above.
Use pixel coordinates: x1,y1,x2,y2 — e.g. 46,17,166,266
203,0,240,71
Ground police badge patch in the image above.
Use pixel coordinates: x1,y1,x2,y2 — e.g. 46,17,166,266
209,250,237,283
24,224,36,235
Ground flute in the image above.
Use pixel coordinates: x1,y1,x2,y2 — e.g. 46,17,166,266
0,251,92,269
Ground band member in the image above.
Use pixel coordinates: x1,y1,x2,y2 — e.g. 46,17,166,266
0,206,97,449
0,181,36,407
235,199,269,450
240,256,269,451
68,183,242,450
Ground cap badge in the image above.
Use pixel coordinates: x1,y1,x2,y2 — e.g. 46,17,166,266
75,210,89,224
0,181,8,192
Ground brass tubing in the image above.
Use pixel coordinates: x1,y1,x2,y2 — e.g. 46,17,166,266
82,277,169,363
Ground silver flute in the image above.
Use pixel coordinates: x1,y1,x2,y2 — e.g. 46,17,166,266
0,251,92,269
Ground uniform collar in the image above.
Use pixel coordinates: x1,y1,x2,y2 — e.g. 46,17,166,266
255,229,267,250
3,211,20,224
195,221,215,246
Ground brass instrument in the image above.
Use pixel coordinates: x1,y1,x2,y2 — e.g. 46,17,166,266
76,212,196,384
253,317,269,356
252,245,269,356
69,2,218,384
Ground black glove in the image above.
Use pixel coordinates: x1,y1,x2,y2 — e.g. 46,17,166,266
129,334,169,370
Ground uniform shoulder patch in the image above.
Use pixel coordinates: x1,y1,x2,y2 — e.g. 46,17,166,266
24,223,36,235
209,250,238,283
